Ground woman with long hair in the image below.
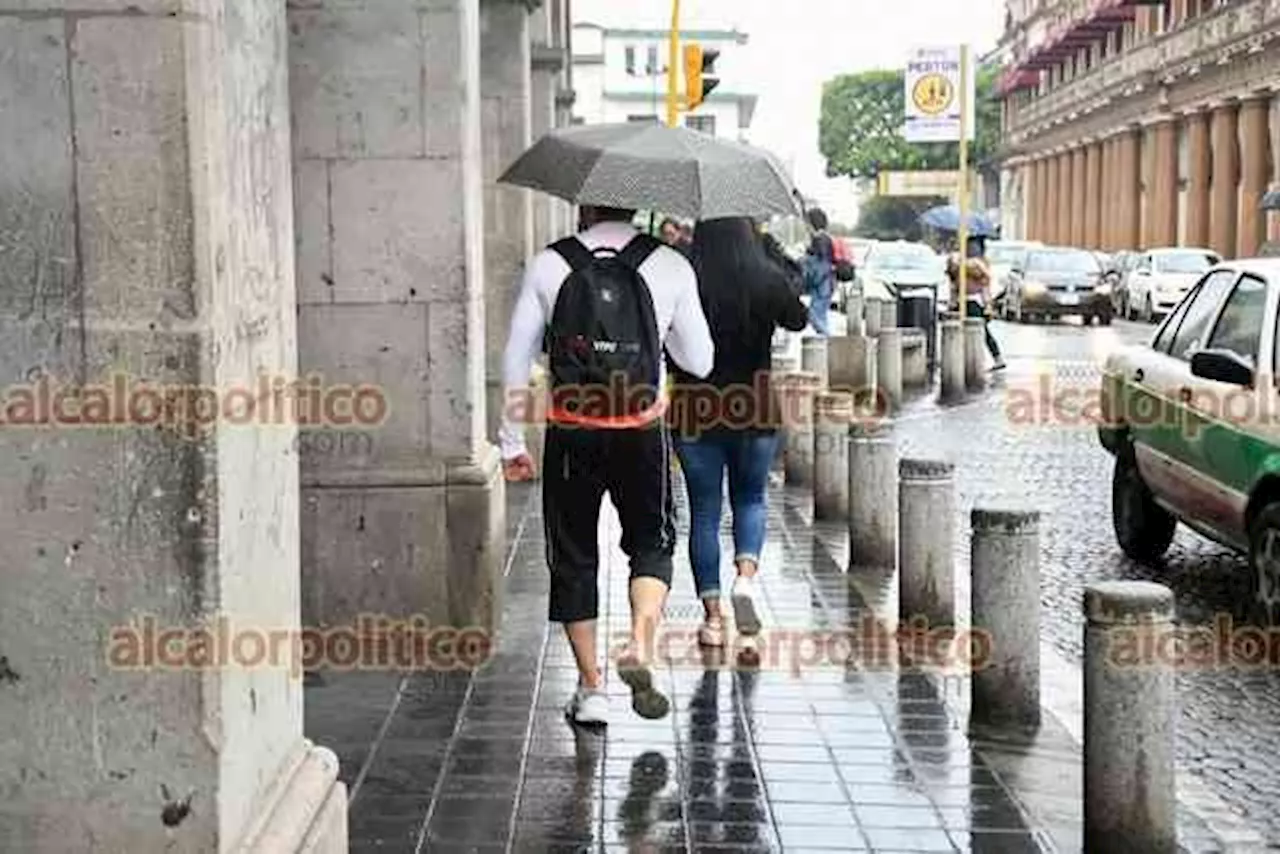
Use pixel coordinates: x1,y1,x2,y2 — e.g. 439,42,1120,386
669,217,808,647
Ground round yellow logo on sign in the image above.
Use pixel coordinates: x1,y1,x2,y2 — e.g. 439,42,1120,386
912,73,953,116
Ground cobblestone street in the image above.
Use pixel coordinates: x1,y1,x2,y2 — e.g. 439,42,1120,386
306,317,1279,853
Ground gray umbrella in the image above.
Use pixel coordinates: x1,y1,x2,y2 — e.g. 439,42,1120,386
498,122,802,220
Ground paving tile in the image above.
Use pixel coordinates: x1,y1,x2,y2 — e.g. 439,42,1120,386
861,825,956,852
775,824,867,850
768,800,857,826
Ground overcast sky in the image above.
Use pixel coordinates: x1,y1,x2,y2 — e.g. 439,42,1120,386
571,0,1006,224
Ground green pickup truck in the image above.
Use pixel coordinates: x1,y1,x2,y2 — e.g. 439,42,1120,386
1099,259,1280,624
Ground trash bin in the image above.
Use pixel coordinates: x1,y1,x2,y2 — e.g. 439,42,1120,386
895,284,939,371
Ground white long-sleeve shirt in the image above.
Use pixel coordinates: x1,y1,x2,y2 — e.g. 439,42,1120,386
498,221,714,460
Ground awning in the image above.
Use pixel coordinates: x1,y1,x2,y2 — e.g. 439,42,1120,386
995,66,1040,95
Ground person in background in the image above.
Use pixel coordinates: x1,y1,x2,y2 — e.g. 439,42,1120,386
669,217,809,648
660,218,682,247
946,236,1006,371
678,223,694,251
802,207,835,335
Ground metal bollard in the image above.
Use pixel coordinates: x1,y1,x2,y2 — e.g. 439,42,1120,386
970,509,1041,730
879,299,898,332
813,392,853,520
899,459,956,629
801,336,829,387
963,317,987,391
848,425,896,570
865,298,882,337
901,329,928,387
1084,582,1177,854
778,371,822,488
939,319,964,402
876,327,903,410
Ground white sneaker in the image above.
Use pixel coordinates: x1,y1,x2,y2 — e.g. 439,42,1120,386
731,575,762,636
698,617,725,648
564,685,609,726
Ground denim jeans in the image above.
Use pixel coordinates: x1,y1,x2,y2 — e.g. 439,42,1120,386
674,431,779,599
808,282,832,335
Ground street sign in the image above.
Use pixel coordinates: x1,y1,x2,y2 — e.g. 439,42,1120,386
877,170,963,197
903,46,974,143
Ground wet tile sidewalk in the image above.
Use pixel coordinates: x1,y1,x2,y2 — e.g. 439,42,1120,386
306,478,1231,853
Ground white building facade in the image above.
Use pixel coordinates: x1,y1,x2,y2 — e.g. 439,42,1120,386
571,23,757,142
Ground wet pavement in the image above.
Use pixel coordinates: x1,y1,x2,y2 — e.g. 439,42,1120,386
305,317,1277,852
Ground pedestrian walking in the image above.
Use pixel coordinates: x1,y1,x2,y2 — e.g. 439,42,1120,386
668,217,808,648
947,240,1007,371
802,207,836,335
499,205,714,726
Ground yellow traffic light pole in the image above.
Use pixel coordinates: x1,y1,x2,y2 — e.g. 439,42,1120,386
956,44,971,311
667,0,681,127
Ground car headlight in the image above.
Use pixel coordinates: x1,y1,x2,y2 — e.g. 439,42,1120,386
1023,281,1047,296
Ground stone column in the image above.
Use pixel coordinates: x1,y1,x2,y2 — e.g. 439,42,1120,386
1237,93,1270,258
1117,126,1142,250
291,0,505,639
1027,158,1041,241
1268,92,1280,241
528,4,565,249
1185,108,1212,248
1210,99,1240,258
1041,155,1054,242
481,0,535,438
1056,150,1072,244
1146,117,1178,248
1084,140,1102,248
1071,145,1087,246
1100,136,1115,250
0,2,345,850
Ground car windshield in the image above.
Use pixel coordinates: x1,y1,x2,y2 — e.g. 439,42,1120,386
987,245,1029,265
1154,251,1219,274
1026,250,1099,273
868,248,938,271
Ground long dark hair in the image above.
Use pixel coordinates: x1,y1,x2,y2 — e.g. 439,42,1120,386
689,217,786,346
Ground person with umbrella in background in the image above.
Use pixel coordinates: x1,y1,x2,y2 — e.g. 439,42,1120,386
945,236,1006,371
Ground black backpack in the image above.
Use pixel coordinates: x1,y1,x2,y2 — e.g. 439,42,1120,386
545,235,663,420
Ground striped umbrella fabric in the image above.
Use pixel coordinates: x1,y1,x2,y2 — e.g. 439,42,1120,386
498,122,802,221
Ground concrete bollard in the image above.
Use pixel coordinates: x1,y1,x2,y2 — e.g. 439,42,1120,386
876,327,903,410
777,371,822,488
771,353,799,374
847,291,865,336
801,336,829,387
939,319,964,402
963,317,987,391
828,336,877,405
865,298,882,337
813,392,853,520
880,299,898,332
899,459,956,629
1084,582,1177,854
901,329,928,387
970,509,1041,730
848,426,897,570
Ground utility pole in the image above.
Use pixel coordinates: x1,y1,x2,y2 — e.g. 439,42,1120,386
956,44,971,310
666,0,681,127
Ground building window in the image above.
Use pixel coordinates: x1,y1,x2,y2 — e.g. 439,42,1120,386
625,45,636,75
686,114,716,136
646,45,659,74
627,114,659,124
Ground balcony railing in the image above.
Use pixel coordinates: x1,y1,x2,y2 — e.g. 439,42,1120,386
1008,0,1280,132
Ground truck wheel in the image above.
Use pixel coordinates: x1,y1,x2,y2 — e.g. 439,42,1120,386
1112,456,1176,563
1248,503,1280,627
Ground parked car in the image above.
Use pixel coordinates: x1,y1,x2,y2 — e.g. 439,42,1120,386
1122,247,1222,322
1002,246,1112,324
840,240,944,312
1098,258,1280,622
986,239,1042,312
1102,250,1140,316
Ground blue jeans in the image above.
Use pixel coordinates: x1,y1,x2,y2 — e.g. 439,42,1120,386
808,282,832,335
674,432,779,599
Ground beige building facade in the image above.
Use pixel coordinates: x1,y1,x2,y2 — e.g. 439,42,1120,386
997,0,1280,257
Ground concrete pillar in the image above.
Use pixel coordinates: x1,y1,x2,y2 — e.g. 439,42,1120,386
876,327,903,411
813,392,853,521
899,459,956,628
1084,582,1177,853
1118,126,1143,250
963,318,986,391
1210,100,1240,258
1237,93,1270,257
879,299,898,331
1099,138,1113,249
291,0,505,639
849,426,897,570
802,336,829,387
1039,155,1053,243
901,330,928,386
0,2,345,850
865,298,883,336
528,5,562,250
846,291,865,336
1026,158,1039,241
1146,117,1178,248
1268,92,1280,241
1185,108,1212,248
482,1,535,438
1084,140,1102,248
828,336,877,403
778,372,821,488
939,319,964,402
1054,151,1070,244
1071,146,1087,246
970,510,1041,730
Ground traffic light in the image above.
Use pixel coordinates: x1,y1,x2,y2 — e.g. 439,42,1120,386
683,43,720,111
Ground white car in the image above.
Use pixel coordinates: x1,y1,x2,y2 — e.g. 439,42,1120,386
1123,247,1222,322
855,241,948,311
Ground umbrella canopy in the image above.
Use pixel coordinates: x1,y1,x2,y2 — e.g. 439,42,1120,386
498,122,802,221
918,204,1000,238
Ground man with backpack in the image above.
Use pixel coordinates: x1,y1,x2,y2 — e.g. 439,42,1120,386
499,205,714,726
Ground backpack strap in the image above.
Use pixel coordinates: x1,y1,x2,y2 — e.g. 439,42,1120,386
616,234,663,271
549,237,598,273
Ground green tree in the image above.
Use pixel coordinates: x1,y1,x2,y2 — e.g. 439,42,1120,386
819,64,1001,180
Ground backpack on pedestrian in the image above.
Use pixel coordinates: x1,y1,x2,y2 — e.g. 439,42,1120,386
545,235,664,421
831,238,856,282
